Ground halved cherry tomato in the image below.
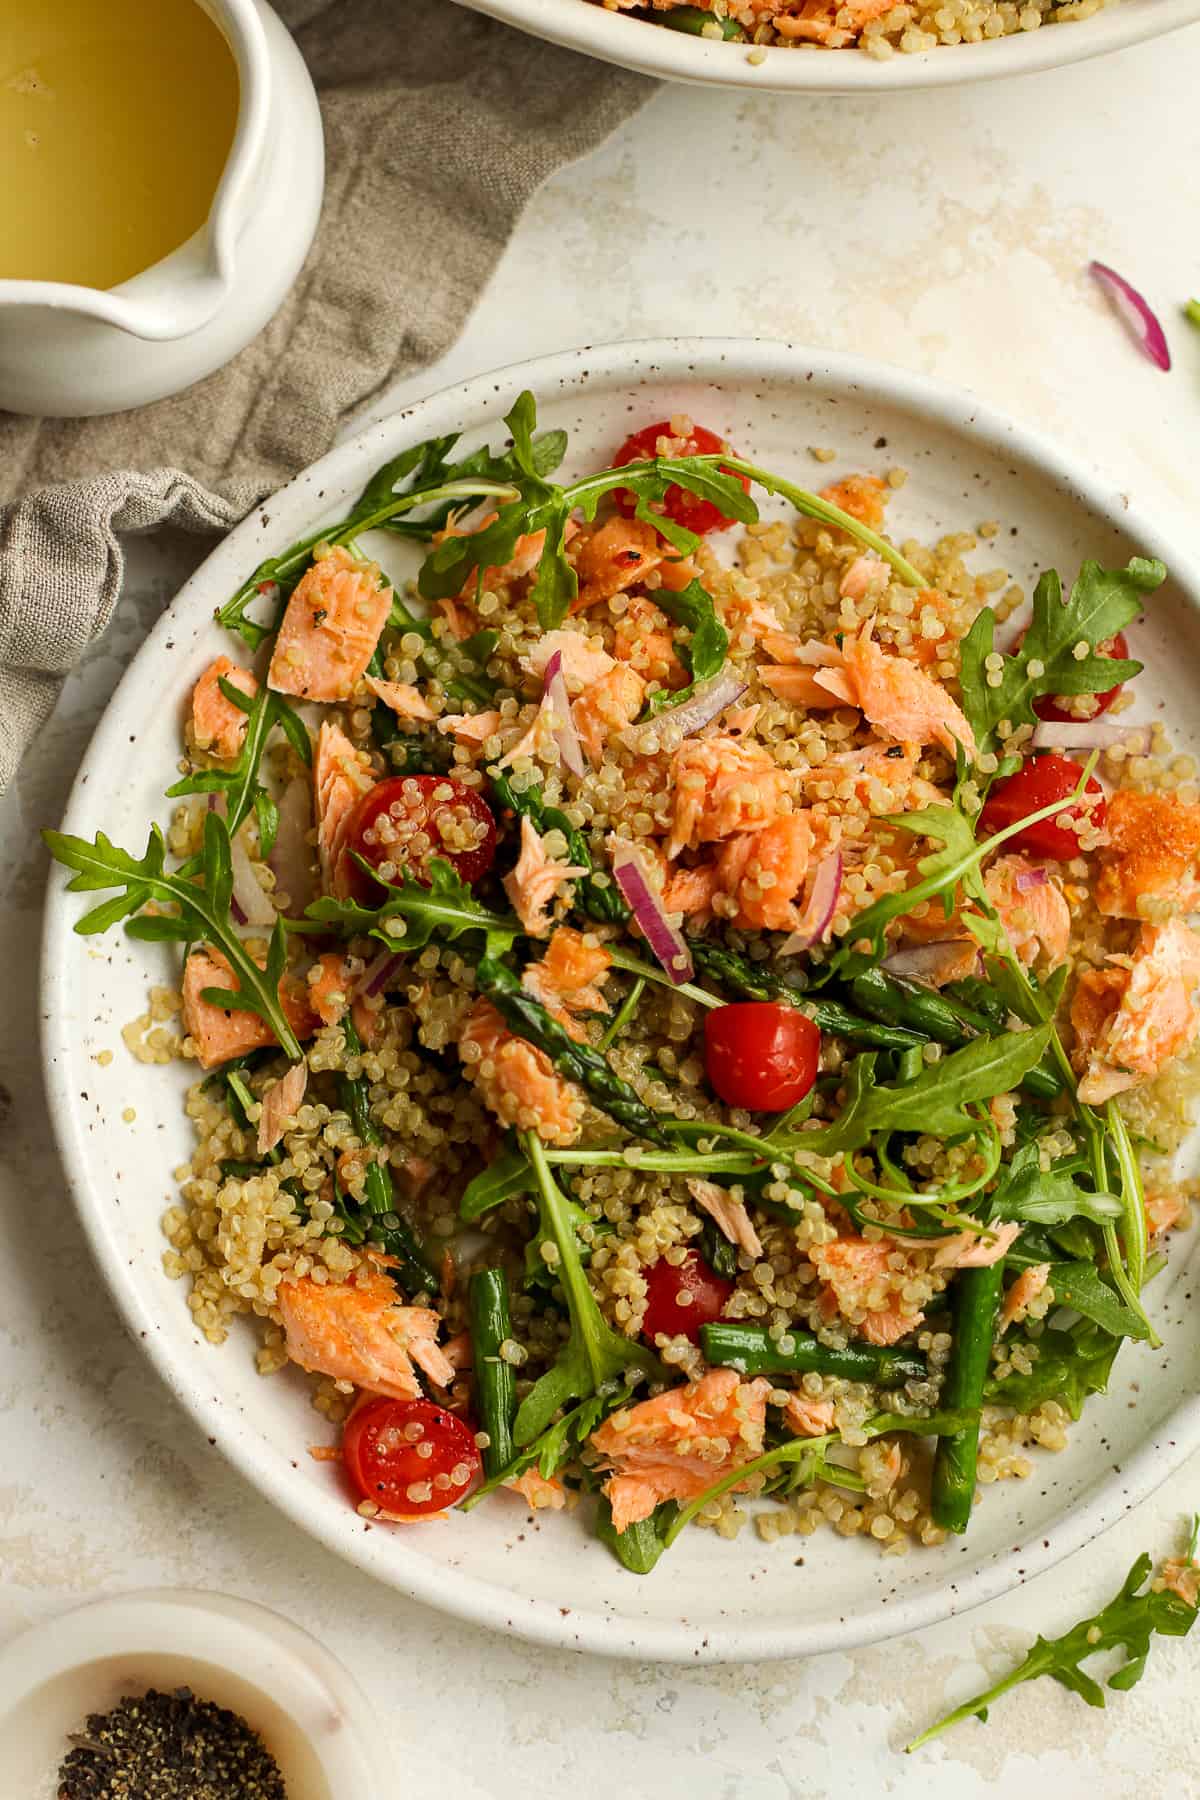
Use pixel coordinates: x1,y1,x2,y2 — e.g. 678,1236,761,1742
641,1249,734,1345
704,1002,821,1113
336,774,497,903
978,754,1107,860
1016,627,1131,722
342,1396,481,1517
612,421,751,536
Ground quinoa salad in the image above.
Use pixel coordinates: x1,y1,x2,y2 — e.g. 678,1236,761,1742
46,395,1199,1571
597,0,1116,58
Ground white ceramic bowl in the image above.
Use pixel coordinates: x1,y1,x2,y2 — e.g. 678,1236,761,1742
457,0,1200,91
0,1591,389,1798
42,339,1200,1664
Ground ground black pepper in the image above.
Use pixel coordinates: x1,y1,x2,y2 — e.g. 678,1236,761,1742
57,1685,287,1799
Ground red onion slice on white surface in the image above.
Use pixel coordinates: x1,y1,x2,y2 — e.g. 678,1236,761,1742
230,831,277,928
1089,262,1171,372
1031,718,1150,754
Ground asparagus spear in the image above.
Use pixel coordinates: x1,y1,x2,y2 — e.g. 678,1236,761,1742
468,1269,518,1478
700,1321,927,1387
929,1262,1005,1533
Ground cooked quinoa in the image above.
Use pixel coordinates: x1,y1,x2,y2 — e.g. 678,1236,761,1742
48,394,1197,1569
595,0,1116,58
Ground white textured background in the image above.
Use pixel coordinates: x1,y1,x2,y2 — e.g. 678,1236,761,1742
4,25,1200,1796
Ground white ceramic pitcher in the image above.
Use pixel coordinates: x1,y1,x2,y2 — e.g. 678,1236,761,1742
0,0,324,418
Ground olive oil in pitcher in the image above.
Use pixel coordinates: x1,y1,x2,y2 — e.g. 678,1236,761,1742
0,0,240,290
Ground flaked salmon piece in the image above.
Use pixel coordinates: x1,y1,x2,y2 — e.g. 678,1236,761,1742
522,926,613,1016
983,855,1071,967
1070,964,1128,1064
1095,789,1200,920
267,545,391,703
278,1270,452,1398
818,473,888,528
722,590,786,649
307,951,353,1027
613,593,688,689
571,517,666,612
796,744,942,819
181,949,317,1070
509,1469,568,1511
662,860,720,922
574,662,646,765
436,597,476,641
1158,1556,1200,1609
437,708,503,747
839,556,886,603
686,1177,763,1259
716,812,813,932
522,629,614,689
759,665,851,709
459,997,584,1145
758,631,844,668
723,704,761,737
257,1057,308,1155
591,1368,771,1533
1145,1188,1188,1237
782,1394,836,1437
657,555,699,593
364,676,435,723
1077,918,1200,1103
811,1237,925,1346
930,1221,1020,1270
191,655,259,759
502,816,587,938
999,1263,1051,1333
839,624,975,757
667,735,795,859
314,720,375,894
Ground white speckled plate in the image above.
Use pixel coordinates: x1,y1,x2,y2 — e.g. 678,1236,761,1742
42,340,1200,1663
456,0,1200,93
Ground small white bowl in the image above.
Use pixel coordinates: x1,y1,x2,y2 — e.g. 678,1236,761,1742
0,1591,390,1800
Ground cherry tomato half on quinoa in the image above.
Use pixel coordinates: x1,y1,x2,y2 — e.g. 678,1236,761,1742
978,754,1107,861
1017,627,1131,722
704,1002,821,1114
343,1397,481,1517
612,421,751,536
335,774,497,903
641,1250,734,1345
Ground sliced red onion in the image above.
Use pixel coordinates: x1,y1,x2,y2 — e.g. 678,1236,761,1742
230,830,277,928
882,940,978,988
543,649,585,778
354,948,403,999
268,774,316,913
1013,866,1049,894
619,670,748,749
1089,262,1171,372
611,842,694,984
778,852,843,957
1031,718,1151,753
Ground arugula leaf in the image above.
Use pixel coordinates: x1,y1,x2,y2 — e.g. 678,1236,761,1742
958,558,1161,754
43,815,303,1061
907,1518,1199,1750
596,1498,677,1574
167,682,311,849
1041,1262,1152,1341
512,1133,659,1447
305,856,519,955
651,577,728,682
988,1143,1121,1228
798,1027,1052,1156
985,1319,1121,1419
460,1147,531,1221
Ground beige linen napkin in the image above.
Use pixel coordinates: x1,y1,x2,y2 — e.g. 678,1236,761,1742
0,0,653,793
